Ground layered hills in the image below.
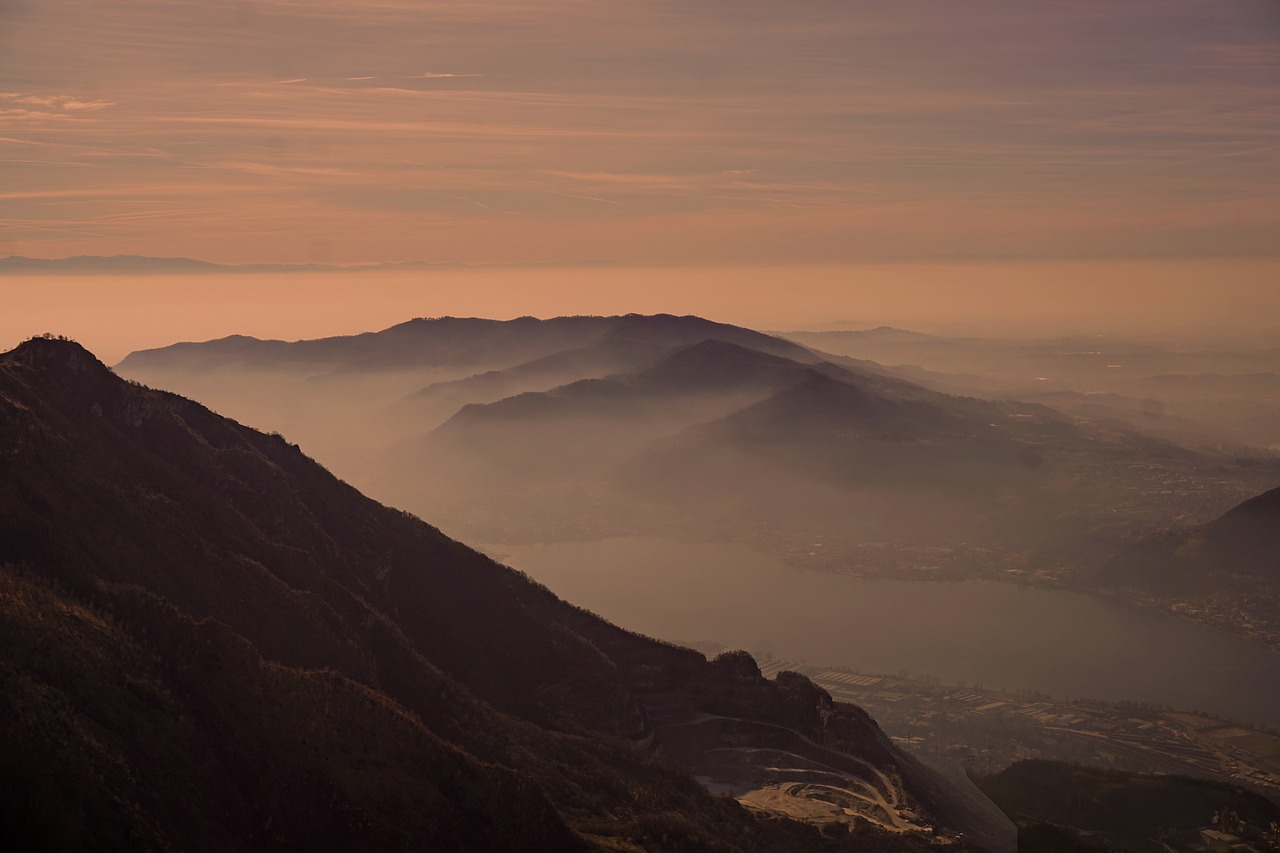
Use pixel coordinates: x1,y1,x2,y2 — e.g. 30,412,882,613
0,337,1005,851
778,328,1280,451
428,340,853,477
117,314,1279,590
117,314,823,478
120,314,814,378
406,336,1076,545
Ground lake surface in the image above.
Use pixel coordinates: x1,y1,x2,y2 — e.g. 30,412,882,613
489,537,1280,730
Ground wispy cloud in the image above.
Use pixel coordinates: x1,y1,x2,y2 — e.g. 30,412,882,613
2,0,1277,263
0,93,116,111
0,92,117,127
193,161,355,177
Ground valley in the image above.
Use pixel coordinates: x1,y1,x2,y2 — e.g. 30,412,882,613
113,314,1280,691
766,660,1280,798
487,537,1280,731
1,337,993,851
9,0,1279,846
54,313,1280,848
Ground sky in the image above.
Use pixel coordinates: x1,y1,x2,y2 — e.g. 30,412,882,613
2,0,1278,266
6,259,1280,365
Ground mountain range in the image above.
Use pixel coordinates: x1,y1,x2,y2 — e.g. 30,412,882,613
778,328,1280,451
0,336,1012,851
117,315,1280,585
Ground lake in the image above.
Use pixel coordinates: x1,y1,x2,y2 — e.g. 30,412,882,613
489,537,1280,730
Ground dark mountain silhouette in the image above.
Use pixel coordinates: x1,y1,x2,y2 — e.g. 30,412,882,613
1207,485,1280,555
1,254,228,273
116,314,833,487
1098,484,1280,596
609,369,1074,541
697,370,953,439
430,332,1071,465
417,340,858,480
440,340,840,430
408,336,1094,542
121,314,814,377
403,323,819,417
978,760,1280,852
0,337,999,851
1216,487,1277,546
120,316,612,373
117,314,1279,583
288,314,1277,568
401,326,677,416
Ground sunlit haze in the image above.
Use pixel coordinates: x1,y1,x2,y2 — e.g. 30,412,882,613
4,259,1280,365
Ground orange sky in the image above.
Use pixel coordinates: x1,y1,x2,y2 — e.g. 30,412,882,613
5,259,1279,365
2,0,1278,266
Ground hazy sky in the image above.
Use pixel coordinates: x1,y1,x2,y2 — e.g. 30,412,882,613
3,0,1278,265
6,259,1280,365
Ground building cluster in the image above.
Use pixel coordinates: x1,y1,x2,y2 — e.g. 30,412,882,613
752,656,1280,796
1198,810,1280,852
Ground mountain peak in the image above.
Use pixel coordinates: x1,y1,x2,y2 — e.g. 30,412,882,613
1207,485,1280,556
5,335,112,378
1223,485,1280,518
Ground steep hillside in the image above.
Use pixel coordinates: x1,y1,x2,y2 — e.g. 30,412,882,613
1,336,991,851
977,760,1280,852
1099,484,1280,595
1205,485,1280,560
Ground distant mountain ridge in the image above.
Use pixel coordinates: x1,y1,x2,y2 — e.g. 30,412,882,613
438,339,838,430
401,321,1133,543
114,313,848,499
121,314,817,375
0,336,1003,851
115,314,1280,581
780,327,1280,451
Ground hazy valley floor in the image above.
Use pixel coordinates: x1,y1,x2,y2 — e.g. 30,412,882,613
487,537,1280,731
